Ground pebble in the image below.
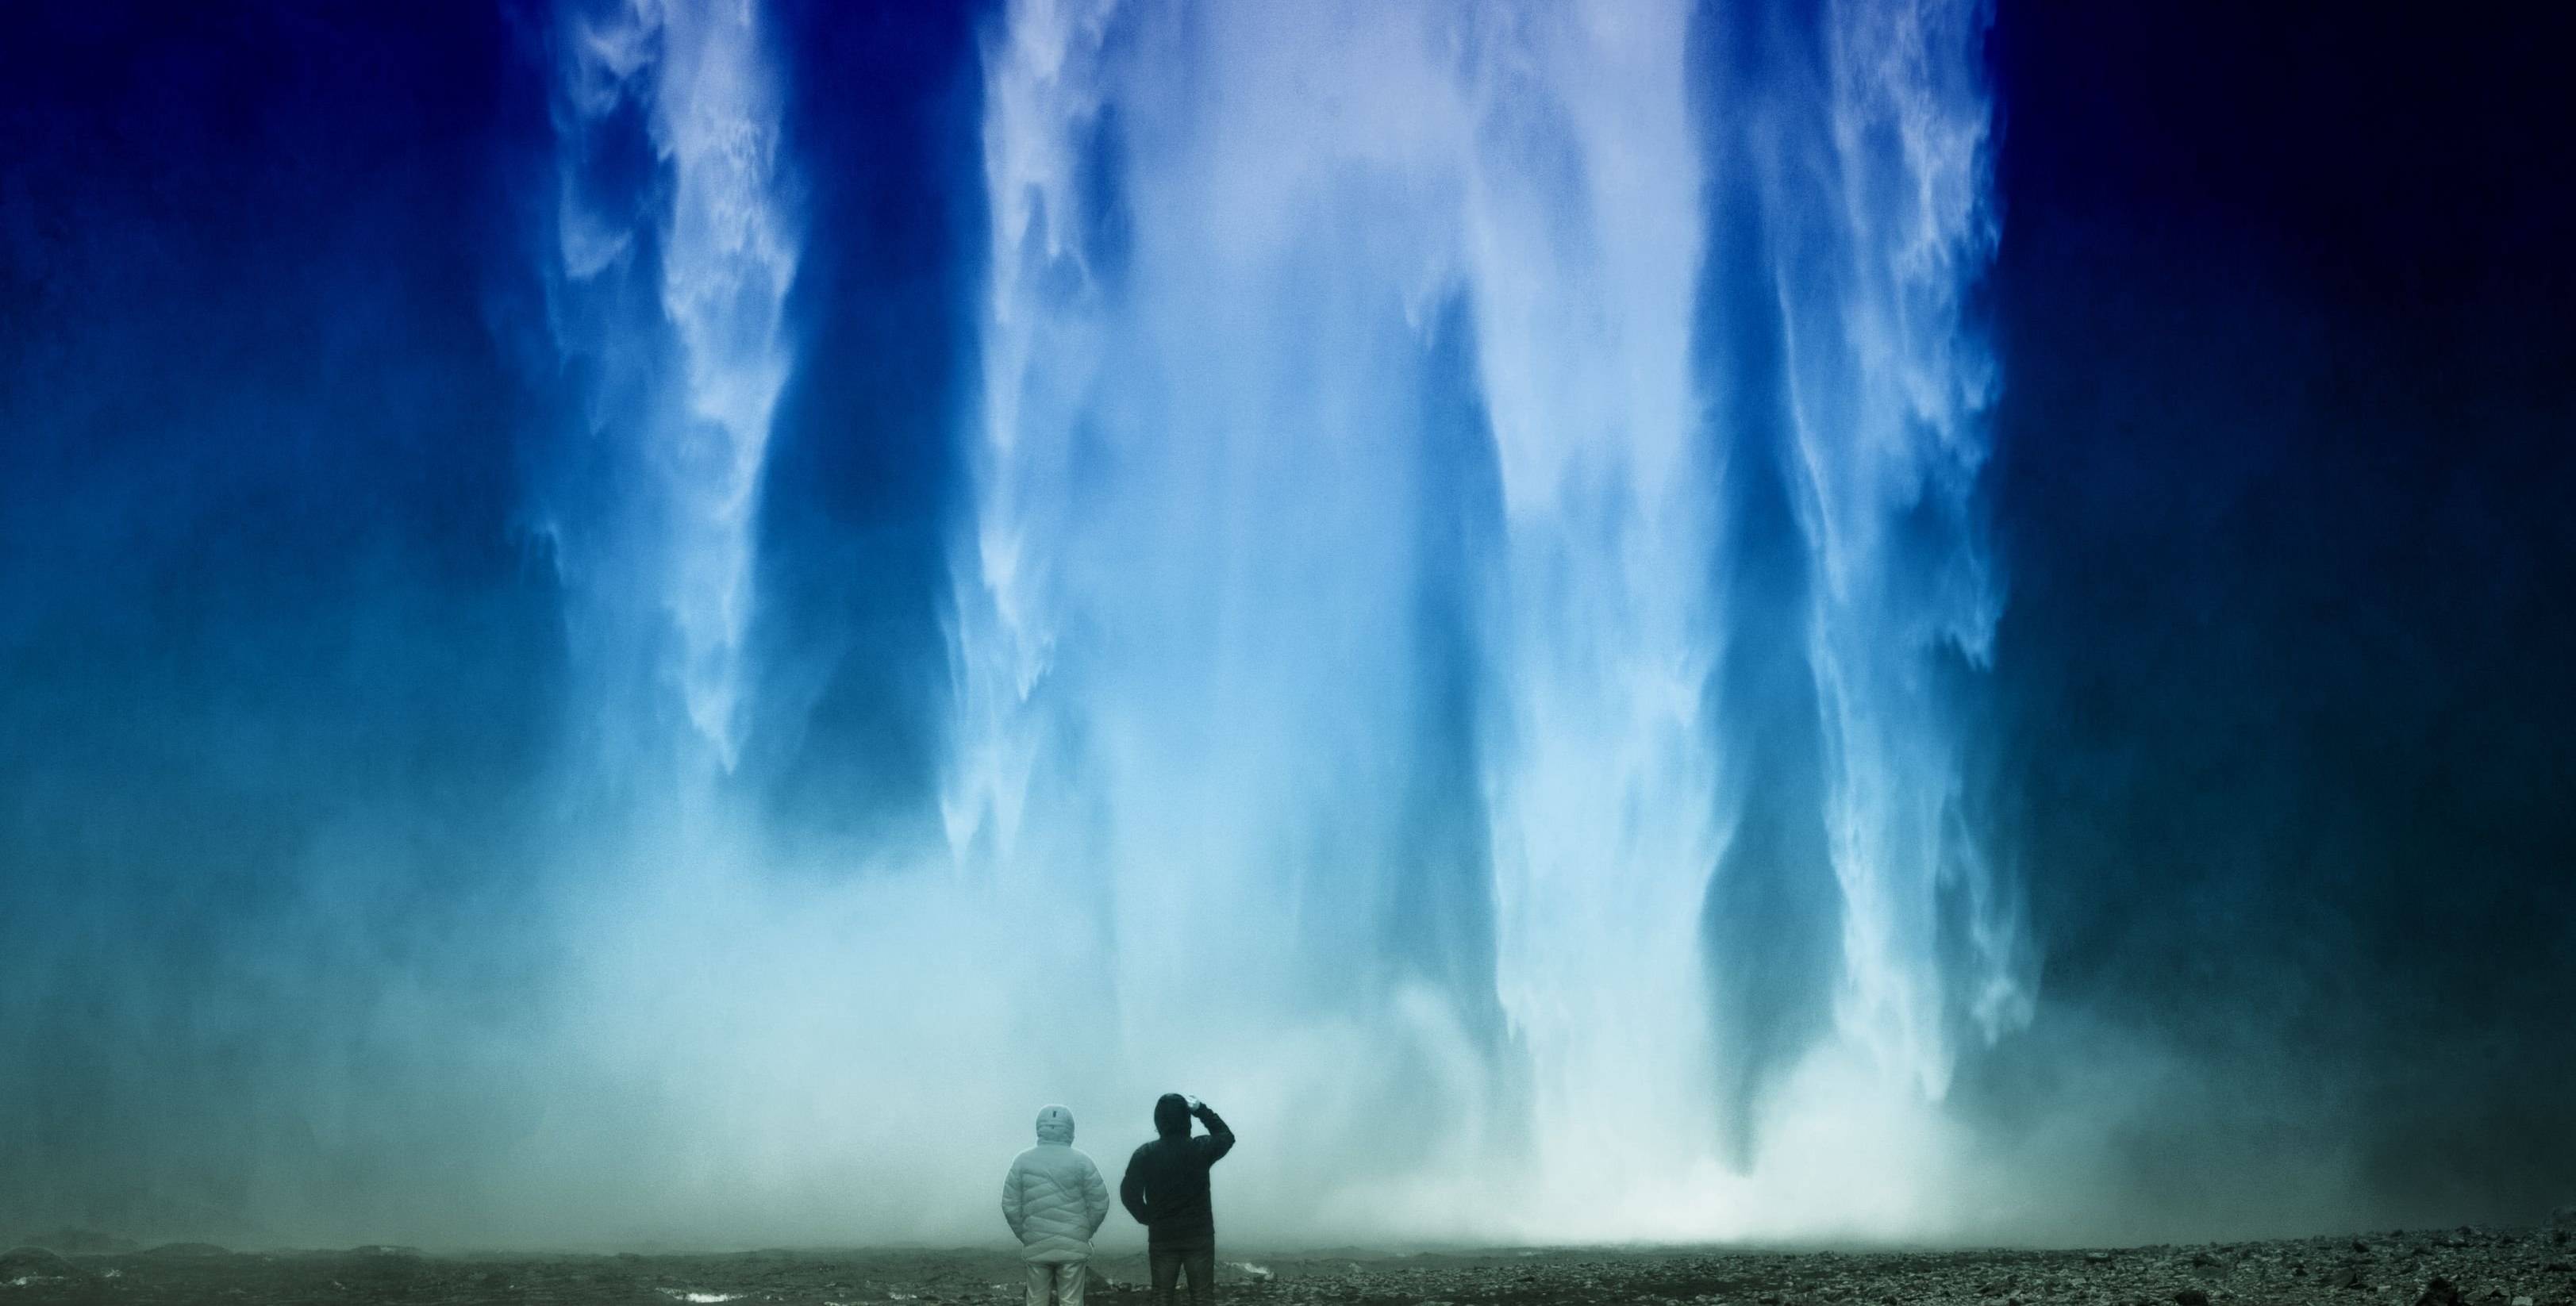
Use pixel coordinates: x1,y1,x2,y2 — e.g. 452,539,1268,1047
12,1222,2574,1305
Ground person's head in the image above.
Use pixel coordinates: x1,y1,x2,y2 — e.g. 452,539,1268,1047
1153,1093,1191,1137
1035,1104,1075,1145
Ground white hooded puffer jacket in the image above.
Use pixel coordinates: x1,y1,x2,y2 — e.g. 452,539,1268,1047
1002,1105,1111,1263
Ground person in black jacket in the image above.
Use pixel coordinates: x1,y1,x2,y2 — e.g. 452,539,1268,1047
1119,1093,1235,1306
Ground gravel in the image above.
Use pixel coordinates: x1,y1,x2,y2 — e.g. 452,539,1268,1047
0,1224,2570,1305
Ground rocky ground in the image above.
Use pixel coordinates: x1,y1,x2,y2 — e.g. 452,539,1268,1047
2,1222,2570,1306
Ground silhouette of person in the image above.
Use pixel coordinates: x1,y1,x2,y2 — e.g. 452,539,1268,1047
1004,1104,1112,1306
1120,1093,1236,1306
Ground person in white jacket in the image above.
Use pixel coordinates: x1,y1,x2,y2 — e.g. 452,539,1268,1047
1004,1104,1113,1306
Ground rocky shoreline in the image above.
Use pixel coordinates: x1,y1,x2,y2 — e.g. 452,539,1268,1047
2,1220,2570,1306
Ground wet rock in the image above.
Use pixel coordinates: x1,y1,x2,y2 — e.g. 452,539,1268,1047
0,1223,2563,1306
2417,1277,2464,1306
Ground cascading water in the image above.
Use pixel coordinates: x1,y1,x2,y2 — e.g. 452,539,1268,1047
956,0,2032,1236
544,0,799,781
17,0,2562,1257
519,0,2029,1244
1692,0,2035,1171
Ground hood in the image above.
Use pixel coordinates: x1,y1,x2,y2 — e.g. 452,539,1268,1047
1035,1104,1075,1145
1153,1093,1191,1138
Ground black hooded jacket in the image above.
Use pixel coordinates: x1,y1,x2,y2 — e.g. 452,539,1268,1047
1119,1095,1235,1246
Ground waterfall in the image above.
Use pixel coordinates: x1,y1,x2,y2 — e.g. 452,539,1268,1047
959,0,2031,1229
517,0,2031,1241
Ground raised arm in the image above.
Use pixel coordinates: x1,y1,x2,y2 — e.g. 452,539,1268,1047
1194,1103,1235,1163
1119,1147,1150,1225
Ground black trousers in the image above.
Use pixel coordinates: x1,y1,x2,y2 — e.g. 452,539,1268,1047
1148,1238,1216,1306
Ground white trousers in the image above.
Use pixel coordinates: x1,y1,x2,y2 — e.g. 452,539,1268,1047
1028,1260,1088,1306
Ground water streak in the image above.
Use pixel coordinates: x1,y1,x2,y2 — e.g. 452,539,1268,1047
545,0,799,774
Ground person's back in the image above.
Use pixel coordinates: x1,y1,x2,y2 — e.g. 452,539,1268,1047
1120,1094,1234,1306
1004,1105,1111,1306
